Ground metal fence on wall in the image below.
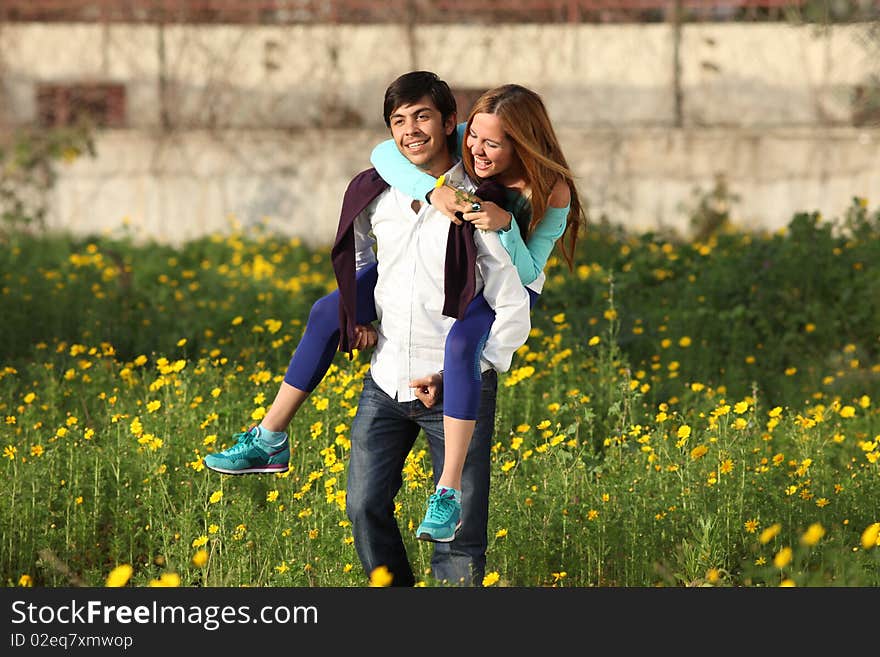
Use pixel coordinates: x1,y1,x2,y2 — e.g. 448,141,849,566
3,0,878,24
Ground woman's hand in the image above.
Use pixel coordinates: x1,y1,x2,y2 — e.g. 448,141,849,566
462,201,512,232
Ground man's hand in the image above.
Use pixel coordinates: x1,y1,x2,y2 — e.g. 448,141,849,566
430,185,479,226
352,324,378,351
409,372,443,408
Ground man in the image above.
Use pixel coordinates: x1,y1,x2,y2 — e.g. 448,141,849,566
339,71,531,586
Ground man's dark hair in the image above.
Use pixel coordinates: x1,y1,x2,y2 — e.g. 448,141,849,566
383,71,457,154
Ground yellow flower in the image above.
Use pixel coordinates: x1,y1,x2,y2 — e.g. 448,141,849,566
146,400,161,413
192,550,209,568
779,579,796,587
482,571,500,586
148,573,180,587
588,336,600,346
773,547,793,569
690,445,708,460
267,490,280,503
552,312,566,324
105,564,133,587
678,336,692,347
744,519,759,534
495,528,508,539
677,425,692,439
861,523,880,550
209,490,223,504
18,574,33,587
759,523,782,544
839,405,856,418
800,523,825,547
192,535,208,548
369,565,394,587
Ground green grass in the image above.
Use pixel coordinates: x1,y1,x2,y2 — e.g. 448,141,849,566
1,199,878,588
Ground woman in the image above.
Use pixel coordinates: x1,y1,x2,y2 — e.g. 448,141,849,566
369,84,585,542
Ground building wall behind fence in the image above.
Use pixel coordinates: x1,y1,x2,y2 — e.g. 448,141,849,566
1,21,878,245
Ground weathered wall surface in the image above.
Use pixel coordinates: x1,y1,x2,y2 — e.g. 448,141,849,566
1,22,877,245
48,126,880,247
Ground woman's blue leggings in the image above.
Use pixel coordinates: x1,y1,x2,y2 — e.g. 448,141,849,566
283,261,538,421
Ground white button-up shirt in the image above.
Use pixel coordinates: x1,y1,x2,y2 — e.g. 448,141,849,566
351,161,531,402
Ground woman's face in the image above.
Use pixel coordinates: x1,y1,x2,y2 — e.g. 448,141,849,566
466,112,518,181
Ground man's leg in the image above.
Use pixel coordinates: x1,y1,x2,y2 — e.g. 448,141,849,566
346,373,421,587
426,369,497,586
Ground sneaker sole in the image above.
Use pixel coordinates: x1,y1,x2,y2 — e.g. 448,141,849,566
204,463,289,475
416,521,462,543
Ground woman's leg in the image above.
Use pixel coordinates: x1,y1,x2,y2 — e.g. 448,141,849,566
417,293,497,540
417,288,539,538
435,292,496,491
262,262,379,432
205,263,379,473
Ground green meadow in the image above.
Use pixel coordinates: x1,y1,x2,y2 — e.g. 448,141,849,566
1,197,878,587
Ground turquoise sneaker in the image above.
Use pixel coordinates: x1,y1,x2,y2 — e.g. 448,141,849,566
203,426,289,475
416,487,461,543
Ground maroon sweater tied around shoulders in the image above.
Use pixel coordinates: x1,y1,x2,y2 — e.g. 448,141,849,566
330,167,509,356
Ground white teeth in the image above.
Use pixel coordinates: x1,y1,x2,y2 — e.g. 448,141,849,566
407,141,427,148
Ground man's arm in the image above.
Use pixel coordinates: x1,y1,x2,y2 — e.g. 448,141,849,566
473,230,532,374
352,201,378,271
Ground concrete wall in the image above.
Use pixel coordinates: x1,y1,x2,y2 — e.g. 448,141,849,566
1,22,878,245
2,22,875,128
48,125,880,248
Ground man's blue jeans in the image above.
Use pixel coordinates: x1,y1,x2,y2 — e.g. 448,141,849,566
345,370,498,587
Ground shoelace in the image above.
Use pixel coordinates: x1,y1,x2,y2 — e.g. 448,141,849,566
425,490,457,522
223,428,259,457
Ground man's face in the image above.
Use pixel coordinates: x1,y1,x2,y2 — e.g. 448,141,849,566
388,96,456,175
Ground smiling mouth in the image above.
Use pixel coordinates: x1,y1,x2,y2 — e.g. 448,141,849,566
405,140,428,151
474,156,492,168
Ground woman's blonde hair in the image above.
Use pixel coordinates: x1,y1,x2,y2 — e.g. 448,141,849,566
462,84,585,270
